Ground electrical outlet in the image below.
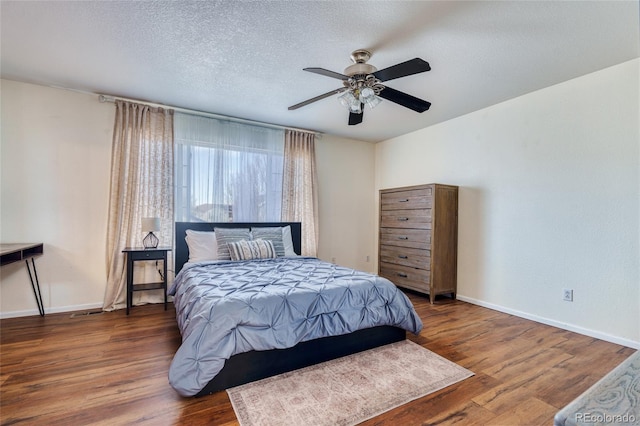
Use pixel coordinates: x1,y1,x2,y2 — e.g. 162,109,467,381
366,255,370,262
563,289,573,302
331,257,336,264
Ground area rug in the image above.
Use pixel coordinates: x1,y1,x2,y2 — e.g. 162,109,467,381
227,340,474,426
554,350,640,426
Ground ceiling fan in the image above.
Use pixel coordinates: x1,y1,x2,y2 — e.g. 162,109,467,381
288,49,431,125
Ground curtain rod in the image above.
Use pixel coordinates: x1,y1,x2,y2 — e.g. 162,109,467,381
98,94,320,136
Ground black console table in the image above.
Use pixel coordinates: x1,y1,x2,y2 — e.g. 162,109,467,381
1,243,45,316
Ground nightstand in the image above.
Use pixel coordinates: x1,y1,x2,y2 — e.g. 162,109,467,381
122,247,172,315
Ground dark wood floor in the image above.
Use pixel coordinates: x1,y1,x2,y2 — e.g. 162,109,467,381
1,293,635,425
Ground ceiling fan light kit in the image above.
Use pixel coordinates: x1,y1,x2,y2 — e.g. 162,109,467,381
339,74,385,114
289,49,431,126
338,91,361,113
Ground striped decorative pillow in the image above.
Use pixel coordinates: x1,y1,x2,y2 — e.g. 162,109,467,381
251,227,285,257
214,228,251,260
228,239,277,261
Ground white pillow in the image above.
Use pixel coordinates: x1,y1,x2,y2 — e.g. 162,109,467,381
282,225,298,256
185,230,218,262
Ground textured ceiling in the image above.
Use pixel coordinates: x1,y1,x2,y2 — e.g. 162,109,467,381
1,1,638,142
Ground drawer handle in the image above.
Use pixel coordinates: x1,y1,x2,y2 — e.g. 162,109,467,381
399,199,409,202
398,255,408,259
397,236,409,240
397,272,408,278
397,217,409,221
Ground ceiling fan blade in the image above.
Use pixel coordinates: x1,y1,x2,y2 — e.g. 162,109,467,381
288,88,346,110
378,86,431,112
304,67,349,80
348,105,364,125
373,58,431,82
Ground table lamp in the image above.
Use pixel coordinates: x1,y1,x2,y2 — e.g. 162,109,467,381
142,217,160,249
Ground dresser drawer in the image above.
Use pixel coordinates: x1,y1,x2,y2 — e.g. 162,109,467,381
380,188,432,211
380,228,431,249
380,245,430,269
380,209,431,229
379,262,430,292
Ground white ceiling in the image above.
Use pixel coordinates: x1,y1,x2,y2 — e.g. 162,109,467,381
1,1,638,143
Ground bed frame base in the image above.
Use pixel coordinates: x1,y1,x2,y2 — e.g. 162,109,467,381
195,326,406,396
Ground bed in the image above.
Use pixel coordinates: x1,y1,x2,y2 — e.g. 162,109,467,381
169,221,423,397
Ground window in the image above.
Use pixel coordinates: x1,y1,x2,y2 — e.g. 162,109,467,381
174,113,284,222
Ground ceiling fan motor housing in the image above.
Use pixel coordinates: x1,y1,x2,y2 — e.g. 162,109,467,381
344,49,377,76
344,62,377,76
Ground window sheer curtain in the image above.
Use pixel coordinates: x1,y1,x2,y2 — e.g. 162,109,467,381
174,113,284,222
104,101,174,311
282,129,319,256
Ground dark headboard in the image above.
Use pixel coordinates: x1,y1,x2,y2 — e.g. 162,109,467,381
174,222,302,274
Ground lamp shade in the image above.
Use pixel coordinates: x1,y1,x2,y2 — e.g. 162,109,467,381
141,217,160,232
338,91,358,109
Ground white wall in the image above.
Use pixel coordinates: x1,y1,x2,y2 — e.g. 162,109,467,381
1,80,114,316
316,134,376,273
0,80,378,316
375,59,640,348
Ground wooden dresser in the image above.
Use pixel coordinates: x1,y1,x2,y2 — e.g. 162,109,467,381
378,184,458,303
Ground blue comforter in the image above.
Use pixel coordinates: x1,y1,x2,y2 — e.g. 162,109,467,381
168,257,423,396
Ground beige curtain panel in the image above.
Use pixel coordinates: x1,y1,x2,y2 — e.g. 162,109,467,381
282,130,319,257
103,100,174,311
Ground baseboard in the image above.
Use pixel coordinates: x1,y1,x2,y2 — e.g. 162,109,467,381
456,295,640,350
0,302,104,319
4,296,637,350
